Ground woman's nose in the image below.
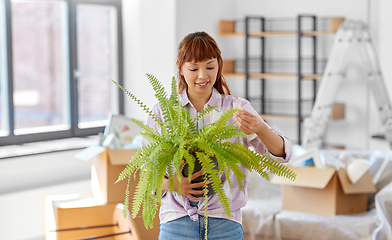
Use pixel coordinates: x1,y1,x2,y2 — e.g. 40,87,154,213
198,69,208,79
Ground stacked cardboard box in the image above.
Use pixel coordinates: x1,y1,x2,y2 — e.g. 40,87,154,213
88,147,160,239
46,147,160,240
46,196,141,240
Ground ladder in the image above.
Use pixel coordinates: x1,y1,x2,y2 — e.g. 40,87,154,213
301,20,392,149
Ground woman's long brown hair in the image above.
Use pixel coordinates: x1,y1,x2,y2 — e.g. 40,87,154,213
177,32,231,95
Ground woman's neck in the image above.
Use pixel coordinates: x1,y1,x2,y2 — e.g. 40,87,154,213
187,90,212,112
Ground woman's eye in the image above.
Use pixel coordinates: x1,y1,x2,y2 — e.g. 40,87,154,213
189,69,197,72
207,67,215,70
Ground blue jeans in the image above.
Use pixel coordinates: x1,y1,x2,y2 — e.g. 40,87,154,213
159,215,244,240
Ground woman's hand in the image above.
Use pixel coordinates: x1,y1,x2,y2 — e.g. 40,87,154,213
163,161,209,201
234,108,286,157
233,108,265,135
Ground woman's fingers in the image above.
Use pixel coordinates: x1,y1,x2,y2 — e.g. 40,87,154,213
192,180,209,188
182,186,208,200
181,171,209,199
190,169,205,181
188,191,208,200
187,184,209,200
179,166,211,200
234,108,262,135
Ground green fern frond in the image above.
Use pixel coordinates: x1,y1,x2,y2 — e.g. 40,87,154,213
261,157,297,180
184,110,198,136
183,148,196,183
172,147,184,195
116,143,158,183
123,177,132,219
140,132,162,144
146,73,168,103
169,76,180,105
222,142,269,179
215,124,246,140
197,151,231,218
196,105,216,121
112,80,156,121
203,181,209,240
197,139,234,189
131,165,151,218
206,108,241,139
146,74,175,132
113,74,296,232
166,162,175,192
131,118,162,139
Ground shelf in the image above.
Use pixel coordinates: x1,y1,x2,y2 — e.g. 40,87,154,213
249,98,314,103
218,17,345,37
220,31,331,37
222,59,323,79
223,72,323,79
220,15,345,143
259,114,307,120
258,103,344,120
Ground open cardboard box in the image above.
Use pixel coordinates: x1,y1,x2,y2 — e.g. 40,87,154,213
76,146,137,204
271,166,376,216
75,147,160,239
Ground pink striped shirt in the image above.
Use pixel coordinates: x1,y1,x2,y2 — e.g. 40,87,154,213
142,87,292,225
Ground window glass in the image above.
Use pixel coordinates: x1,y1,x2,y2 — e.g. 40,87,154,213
11,0,69,134
0,0,6,135
76,4,118,128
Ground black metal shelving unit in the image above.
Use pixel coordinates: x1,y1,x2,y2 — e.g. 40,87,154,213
243,15,319,144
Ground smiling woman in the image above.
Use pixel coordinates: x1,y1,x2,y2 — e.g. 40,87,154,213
144,31,292,240
179,59,219,112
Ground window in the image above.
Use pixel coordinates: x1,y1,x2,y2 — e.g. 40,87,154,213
12,1,68,133
0,0,6,135
76,3,118,128
0,0,123,146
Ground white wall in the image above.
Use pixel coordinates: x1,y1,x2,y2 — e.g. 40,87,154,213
0,150,90,195
175,0,236,44
379,0,392,103
122,0,177,120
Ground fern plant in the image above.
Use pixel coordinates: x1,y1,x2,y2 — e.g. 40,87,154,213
113,74,296,234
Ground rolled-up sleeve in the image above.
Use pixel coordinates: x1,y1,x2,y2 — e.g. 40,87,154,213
240,99,292,164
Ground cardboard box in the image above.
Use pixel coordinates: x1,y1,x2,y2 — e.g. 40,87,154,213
54,201,118,240
271,166,376,216
223,59,235,74
46,196,141,240
91,148,138,204
330,103,345,120
75,147,160,239
218,19,236,36
75,146,137,203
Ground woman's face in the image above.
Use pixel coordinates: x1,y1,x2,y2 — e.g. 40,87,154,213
180,58,219,97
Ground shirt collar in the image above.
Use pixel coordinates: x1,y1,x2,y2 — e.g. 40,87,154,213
179,88,222,111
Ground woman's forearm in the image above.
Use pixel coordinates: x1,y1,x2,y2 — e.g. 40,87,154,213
256,124,286,158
